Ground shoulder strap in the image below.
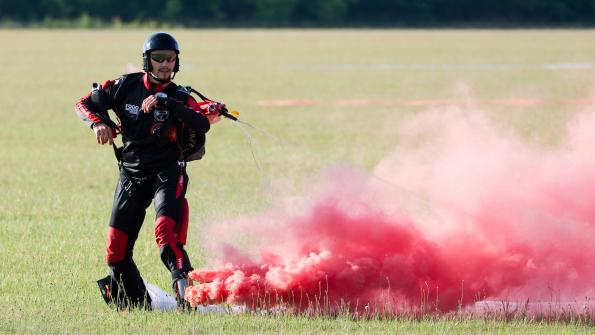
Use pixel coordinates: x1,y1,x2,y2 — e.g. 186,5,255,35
113,72,145,107
110,72,143,165
165,84,192,102
184,86,237,121
184,86,209,102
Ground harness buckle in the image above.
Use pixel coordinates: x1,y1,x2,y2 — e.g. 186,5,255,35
158,172,168,183
123,180,132,192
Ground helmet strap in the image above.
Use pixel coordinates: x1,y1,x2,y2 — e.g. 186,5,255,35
142,54,150,72
148,71,172,83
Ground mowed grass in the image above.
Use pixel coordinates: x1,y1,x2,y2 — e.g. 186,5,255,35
1,29,594,334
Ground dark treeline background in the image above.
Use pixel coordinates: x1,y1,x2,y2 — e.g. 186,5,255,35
2,0,595,27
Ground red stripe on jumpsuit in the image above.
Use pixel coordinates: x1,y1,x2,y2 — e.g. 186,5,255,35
75,80,113,124
175,166,189,245
155,216,184,269
177,198,189,246
75,95,103,124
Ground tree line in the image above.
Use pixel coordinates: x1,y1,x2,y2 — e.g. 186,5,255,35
2,0,595,27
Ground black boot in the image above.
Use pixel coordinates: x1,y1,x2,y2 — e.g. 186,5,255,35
173,277,192,311
97,274,152,310
98,259,152,310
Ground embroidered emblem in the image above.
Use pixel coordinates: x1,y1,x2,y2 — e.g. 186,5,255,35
125,104,140,119
153,109,169,122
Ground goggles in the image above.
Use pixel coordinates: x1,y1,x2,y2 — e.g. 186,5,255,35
150,53,177,63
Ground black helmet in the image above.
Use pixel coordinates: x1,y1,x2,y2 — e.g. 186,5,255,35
142,32,180,74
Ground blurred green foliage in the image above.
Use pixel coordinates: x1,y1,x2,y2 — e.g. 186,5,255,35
2,0,595,27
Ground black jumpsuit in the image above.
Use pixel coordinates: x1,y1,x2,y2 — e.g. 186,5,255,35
76,72,210,308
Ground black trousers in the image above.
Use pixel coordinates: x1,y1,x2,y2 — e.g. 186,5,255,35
104,162,192,307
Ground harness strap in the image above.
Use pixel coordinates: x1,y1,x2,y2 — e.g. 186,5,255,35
111,143,134,192
112,143,122,163
185,87,209,102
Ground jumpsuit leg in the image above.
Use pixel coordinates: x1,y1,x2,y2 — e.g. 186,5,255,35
152,164,192,290
105,171,153,309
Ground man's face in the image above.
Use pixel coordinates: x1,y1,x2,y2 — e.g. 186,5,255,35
149,49,177,81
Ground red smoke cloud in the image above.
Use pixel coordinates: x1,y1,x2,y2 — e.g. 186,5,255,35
186,106,595,313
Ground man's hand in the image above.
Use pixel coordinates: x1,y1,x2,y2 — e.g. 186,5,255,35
201,101,223,124
141,95,157,113
205,112,221,124
93,123,115,145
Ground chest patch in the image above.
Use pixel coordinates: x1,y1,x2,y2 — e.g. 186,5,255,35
125,104,141,119
153,109,169,122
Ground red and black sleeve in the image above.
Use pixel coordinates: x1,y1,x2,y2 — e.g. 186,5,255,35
167,95,210,134
74,80,116,129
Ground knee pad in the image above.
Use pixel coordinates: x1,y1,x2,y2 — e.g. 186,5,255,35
155,216,184,269
155,216,176,248
105,227,128,264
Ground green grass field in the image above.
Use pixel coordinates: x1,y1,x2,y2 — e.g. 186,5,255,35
1,29,594,334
